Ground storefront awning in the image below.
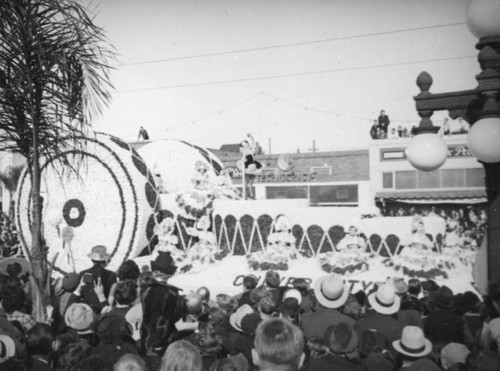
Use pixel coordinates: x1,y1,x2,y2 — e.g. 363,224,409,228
375,189,487,204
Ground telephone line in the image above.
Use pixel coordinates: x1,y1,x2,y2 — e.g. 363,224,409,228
121,22,466,67
116,54,475,93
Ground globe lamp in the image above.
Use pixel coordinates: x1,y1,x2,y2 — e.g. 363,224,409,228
405,129,448,171
467,117,500,163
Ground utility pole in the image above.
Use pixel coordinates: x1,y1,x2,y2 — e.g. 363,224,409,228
268,138,271,155
308,140,317,153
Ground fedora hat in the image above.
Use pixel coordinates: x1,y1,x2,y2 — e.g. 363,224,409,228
64,303,95,331
283,288,302,305
368,283,400,315
0,334,15,361
314,273,350,309
429,285,453,309
393,326,432,358
87,245,110,261
229,304,254,332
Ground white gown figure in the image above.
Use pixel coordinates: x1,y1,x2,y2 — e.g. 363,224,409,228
405,217,434,251
337,225,366,251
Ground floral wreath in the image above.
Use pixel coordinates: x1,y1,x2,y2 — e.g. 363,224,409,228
62,199,86,228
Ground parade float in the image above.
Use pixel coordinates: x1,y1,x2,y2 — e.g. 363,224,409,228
14,133,483,296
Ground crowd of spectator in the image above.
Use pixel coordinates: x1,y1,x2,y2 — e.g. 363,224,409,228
0,241,499,371
370,112,471,140
0,213,21,258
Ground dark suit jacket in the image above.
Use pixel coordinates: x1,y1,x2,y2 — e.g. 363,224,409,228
79,263,117,313
357,311,403,347
301,308,356,339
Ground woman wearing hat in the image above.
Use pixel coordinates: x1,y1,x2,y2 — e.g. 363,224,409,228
393,326,440,370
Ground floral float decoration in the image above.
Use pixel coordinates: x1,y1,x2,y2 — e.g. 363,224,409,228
16,133,159,274
247,214,298,271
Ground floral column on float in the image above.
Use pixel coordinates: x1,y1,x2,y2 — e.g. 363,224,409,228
16,133,160,274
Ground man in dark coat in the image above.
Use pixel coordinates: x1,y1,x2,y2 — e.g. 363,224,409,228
301,273,354,340
377,110,390,136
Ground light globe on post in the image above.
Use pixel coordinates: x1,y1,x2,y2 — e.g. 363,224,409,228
467,117,500,162
406,71,449,172
405,127,448,172
466,0,500,38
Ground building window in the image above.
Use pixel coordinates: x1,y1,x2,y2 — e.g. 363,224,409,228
309,185,358,205
441,169,465,188
418,170,440,189
395,171,417,189
382,172,393,189
465,168,485,187
265,186,308,199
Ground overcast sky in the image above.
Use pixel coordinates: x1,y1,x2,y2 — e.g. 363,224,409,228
91,0,479,154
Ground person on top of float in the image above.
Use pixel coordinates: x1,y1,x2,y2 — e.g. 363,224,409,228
337,224,366,251
406,217,434,251
239,133,263,200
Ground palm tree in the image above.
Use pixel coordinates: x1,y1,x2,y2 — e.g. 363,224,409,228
0,0,114,321
0,165,24,218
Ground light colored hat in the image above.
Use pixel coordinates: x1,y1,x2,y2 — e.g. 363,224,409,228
441,342,470,369
64,303,95,331
0,334,15,361
392,326,432,358
87,245,110,261
386,277,408,295
229,304,254,332
368,284,401,315
283,288,302,305
314,273,350,309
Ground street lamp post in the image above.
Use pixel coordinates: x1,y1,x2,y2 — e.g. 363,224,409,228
408,0,500,281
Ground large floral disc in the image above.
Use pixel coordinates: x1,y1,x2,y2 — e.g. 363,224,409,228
137,139,224,194
15,133,159,274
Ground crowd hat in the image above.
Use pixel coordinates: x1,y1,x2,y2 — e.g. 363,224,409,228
279,297,302,317
323,322,358,354
440,342,470,370
87,245,111,261
151,251,177,276
393,326,432,358
0,334,15,361
314,273,350,309
62,272,80,291
368,283,401,315
64,303,95,331
229,304,254,332
283,288,302,305
429,285,454,309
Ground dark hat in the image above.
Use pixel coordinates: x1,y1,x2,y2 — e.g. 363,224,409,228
421,279,439,292
429,285,454,309
279,297,302,317
151,251,177,276
240,313,261,336
323,322,358,354
62,272,80,291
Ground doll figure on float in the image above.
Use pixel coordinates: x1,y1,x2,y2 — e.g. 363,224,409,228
404,216,434,253
337,223,366,251
239,133,264,200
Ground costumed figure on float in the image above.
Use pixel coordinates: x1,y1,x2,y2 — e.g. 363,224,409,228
247,214,297,271
319,221,371,276
239,133,263,200
386,216,461,280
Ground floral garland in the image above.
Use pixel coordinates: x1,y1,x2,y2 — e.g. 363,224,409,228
318,251,370,276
